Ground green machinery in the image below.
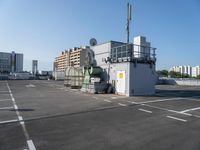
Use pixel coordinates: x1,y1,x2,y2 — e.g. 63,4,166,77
81,66,107,93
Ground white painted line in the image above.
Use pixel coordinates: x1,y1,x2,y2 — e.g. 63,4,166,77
139,108,152,113
14,104,18,110
193,114,200,118
137,97,183,104
0,119,18,124
25,84,36,88
166,115,187,122
183,98,200,102
0,106,13,110
92,96,98,99
27,140,36,150
18,116,23,121
104,99,111,103
143,103,192,116
20,121,25,125
7,82,36,150
0,99,11,102
131,101,138,104
181,107,200,113
111,97,118,99
118,103,127,106
127,100,134,103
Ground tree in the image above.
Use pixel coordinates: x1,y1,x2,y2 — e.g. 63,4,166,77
157,70,168,77
197,75,200,79
182,73,190,78
169,71,190,78
160,70,168,77
169,71,179,78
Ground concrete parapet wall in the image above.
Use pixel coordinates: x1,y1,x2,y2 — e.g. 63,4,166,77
158,78,200,86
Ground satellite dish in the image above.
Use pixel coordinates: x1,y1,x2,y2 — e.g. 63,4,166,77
90,38,97,46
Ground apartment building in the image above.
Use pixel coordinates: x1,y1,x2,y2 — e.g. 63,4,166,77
170,65,200,77
54,46,91,71
54,50,70,72
192,66,200,77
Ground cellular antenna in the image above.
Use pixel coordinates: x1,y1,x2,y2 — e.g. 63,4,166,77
126,2,132,43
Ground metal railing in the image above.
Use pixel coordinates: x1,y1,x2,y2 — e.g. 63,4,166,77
110,43,156,62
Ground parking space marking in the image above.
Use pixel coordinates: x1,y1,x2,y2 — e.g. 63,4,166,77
182,97,200,102
0,99,11,102
104,99,111,103
0,106,14,110
111,97,118,99
6,82,36,150
27,140,36,150
18,116,23,121
143,103,192,116
25,84,36,88
14,104,18,109
181,107,200,113
136,97,183,104
166,115,187,122
131,101,139,104
118,103,127,106
139,108,152,113
0,119,18,124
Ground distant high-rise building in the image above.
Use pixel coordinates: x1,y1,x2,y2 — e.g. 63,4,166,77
170,65,200,77
32,60,38,75
0,51,23,74
192,66,200,77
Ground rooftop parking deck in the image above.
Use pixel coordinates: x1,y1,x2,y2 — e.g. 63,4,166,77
1,80,200,150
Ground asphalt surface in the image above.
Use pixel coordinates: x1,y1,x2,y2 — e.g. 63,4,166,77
1,80,200,150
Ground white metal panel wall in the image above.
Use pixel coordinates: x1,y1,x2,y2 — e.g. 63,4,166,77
91,42,111,67
133,36,151,58
109,63,130,96
129,63,156,95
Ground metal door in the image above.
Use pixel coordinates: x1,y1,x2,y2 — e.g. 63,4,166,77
116,71,126,94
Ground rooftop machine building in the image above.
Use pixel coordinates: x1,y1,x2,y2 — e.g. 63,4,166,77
91,36,157,96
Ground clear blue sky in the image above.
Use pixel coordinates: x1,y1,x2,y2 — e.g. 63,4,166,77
0,0,200,71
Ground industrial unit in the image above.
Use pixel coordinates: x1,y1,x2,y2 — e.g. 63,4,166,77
60,36,157,96
90,36,156,96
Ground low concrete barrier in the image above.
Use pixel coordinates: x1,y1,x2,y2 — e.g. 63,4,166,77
158,78,200,86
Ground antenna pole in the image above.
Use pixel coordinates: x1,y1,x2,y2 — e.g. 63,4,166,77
126,2,132,43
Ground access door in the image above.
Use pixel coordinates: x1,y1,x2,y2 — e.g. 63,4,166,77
116,71,126,95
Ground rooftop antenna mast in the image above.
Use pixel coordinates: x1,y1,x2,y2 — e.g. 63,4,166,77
126,2,132,43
